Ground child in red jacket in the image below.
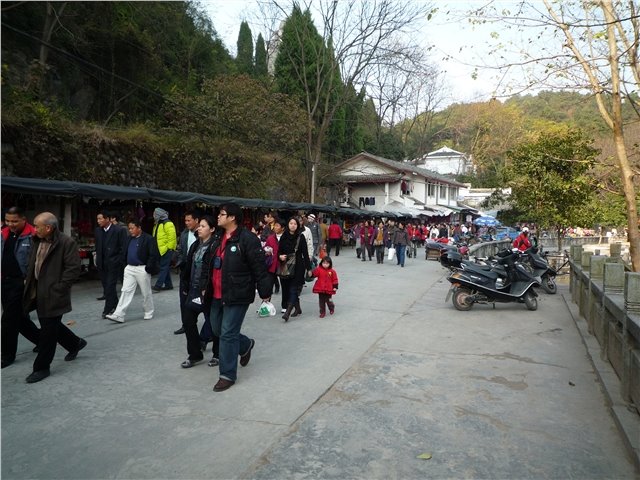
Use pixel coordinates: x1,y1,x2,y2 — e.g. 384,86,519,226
312,256,339,318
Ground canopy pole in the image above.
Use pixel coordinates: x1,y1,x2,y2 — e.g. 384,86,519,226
63,199,72,236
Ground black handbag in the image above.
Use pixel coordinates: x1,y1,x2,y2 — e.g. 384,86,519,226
277,254,296,279
277,241,299,279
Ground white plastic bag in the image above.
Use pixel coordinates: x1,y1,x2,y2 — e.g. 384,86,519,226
387,247,396,260
258,300,276,317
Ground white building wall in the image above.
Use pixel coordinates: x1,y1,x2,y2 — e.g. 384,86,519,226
350,184,389,210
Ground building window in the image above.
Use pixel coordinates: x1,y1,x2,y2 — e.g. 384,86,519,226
439,185,447,199
428,183,435,197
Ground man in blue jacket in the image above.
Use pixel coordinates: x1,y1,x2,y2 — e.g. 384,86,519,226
1,207,41,368
204,203,272,392
106,219,160,323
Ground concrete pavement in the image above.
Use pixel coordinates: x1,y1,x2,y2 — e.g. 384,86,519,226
1,247,638,479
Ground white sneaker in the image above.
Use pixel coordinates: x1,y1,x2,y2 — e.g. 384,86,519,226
105,313,124,323
143,315,153,320
281,308,286,313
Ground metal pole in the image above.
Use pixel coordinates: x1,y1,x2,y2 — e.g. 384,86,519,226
311,163,316,203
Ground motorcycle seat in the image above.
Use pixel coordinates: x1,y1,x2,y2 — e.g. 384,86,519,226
462,263,501,280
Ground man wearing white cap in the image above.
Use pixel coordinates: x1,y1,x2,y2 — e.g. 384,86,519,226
307,214,320,258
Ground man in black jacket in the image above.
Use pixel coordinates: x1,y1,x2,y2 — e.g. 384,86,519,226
106,219,160,324
204,203,272,392
95,210,128,318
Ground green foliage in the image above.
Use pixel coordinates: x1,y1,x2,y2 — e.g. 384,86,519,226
254,33,268,77
236,21,254,76
503,126,599,229
1,1,233,124
507,91,639,133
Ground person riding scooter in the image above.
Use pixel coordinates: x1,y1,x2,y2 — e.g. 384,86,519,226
513,227,532,251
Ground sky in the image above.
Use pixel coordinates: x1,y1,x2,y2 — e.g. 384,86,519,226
201,0,525,106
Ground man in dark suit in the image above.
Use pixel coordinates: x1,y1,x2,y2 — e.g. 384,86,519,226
95,210,128,318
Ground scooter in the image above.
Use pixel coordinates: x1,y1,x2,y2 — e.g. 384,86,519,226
522,247,557,294
445,250,541,311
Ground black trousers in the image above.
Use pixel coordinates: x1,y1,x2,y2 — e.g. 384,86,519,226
33,315,80,372
327,238,341,256
180,277,214,342
181,307,219,361
100,264,121,314
1,277,40,361
318,293,331,314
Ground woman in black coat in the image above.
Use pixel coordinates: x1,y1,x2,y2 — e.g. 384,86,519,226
277,217,312,321
179,215,219,368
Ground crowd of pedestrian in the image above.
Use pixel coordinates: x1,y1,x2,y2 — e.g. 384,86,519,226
1,205,539,390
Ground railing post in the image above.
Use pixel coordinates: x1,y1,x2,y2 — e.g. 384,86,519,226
610,242,622,259
622,273,640,402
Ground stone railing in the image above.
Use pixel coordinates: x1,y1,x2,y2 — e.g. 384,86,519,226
468,239,512,258
569,244,639,431
538,236,602,251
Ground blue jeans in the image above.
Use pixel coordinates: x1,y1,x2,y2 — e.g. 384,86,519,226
396,244,406,266
209,300,251,382
154,251,173,288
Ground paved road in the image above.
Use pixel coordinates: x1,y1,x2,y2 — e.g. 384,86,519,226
2,248,637,479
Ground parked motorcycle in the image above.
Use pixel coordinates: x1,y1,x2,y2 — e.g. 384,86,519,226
445,249,541,311
430,240,469,263
521,247,557,294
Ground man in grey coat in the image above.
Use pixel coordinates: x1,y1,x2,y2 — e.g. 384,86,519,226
23,212,87,383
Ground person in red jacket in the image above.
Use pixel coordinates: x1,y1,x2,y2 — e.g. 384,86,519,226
327,220,343,256
311,256,339,318
513,227,532,251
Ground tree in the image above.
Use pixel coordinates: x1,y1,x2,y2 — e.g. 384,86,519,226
255,33,268,77
462,0,640,270
236,20,254,75
1,1,233,123
271,0,433,202
503,126,599,250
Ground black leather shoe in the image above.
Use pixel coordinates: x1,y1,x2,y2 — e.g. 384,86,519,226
181,357,203,368
101,309,115,319
213,378,235,392
96,296,106,301
174,326,186,335
65,338,87,361
26,369,50,383
240,339,255,367
1,358,15,369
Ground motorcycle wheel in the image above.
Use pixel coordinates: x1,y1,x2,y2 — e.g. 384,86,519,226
541,274,557,294
452,288,474,311
524,291,538,311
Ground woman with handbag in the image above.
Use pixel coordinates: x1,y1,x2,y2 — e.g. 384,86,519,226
179,215,220,368
277,217,312,321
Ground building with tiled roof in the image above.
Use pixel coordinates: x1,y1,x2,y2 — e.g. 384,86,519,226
333,152,474,219
412,146,473,176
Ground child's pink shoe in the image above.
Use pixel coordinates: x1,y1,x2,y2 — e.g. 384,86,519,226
319,312,326,318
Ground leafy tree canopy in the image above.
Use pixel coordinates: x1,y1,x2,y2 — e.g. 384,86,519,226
502,126,599,230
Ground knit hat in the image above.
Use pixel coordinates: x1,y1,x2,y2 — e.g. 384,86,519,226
153,207,169,222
